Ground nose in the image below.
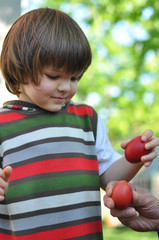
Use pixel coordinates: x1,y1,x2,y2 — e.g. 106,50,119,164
58,80,70,92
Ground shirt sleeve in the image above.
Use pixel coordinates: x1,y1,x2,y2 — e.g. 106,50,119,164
96,115,122,176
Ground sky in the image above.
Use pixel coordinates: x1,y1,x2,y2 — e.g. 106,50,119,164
21,0,44,14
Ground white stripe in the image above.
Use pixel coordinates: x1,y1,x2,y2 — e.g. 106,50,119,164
0,206,101,231
4,141,96,165
0,127,94,156
0,191,100,216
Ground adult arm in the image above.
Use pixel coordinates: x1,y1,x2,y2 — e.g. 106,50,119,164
104,181,159,232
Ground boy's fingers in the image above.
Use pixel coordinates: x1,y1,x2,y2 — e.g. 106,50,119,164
141,129,153,141
141,150,157,166
0,168,5,179
121,140,130,149
3,166,12,182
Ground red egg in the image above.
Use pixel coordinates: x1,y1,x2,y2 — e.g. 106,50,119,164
125,136,151,163
112,181,133,209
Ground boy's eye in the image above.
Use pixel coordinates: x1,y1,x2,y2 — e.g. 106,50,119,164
46,74,59,79
71,76,78,81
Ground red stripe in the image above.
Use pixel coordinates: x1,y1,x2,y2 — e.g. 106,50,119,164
0,221,102,240
0,112,26,123
67,105,93,117
10,158,99,181
12,105,18,109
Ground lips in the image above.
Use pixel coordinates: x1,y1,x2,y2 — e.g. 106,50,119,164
51,97,65,103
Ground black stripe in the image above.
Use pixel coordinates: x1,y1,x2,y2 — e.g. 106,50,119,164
3,136,95,157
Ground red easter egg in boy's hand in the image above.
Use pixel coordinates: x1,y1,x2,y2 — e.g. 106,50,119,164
125,136,151,164
112,181,133,209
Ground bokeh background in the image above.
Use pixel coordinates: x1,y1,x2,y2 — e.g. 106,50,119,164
0,0,158,239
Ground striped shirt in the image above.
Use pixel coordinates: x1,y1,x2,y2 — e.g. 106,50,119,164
0,100,103,240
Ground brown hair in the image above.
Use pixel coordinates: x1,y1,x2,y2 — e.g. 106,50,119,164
0,8,92,95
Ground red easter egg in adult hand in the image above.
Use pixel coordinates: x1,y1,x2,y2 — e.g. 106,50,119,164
125,136,151,163
112,181,133,209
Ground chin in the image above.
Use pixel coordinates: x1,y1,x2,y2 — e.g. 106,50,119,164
46,105,63,112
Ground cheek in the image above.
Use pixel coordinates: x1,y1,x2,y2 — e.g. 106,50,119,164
33,83,53,95
71,83,78,96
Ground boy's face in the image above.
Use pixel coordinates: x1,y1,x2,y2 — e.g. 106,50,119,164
19,66,80,112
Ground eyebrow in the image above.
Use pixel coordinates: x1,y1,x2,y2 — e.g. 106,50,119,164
43,67,83,76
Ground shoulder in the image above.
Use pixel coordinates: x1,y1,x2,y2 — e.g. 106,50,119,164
67,101,97,118
67,101,98,140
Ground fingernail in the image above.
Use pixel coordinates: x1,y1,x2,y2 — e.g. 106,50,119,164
142,156,146,160
126,208,135,216
142,136,147,141
0,196,4,201
145,143,150,149
136,211,139,217
144,162,151,167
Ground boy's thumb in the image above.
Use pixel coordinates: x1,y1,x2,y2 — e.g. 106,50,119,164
3,166,12,182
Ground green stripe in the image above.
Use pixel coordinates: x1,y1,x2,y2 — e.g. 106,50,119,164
6,174,99,199
0,113,91,138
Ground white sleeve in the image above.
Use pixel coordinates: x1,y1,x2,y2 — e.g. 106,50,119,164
96,115,122,176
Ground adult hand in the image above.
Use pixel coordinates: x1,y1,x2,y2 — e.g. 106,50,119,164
104,181,159,232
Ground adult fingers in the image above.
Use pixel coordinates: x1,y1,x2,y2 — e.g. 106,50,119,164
110,207,138,219
105,181,118,197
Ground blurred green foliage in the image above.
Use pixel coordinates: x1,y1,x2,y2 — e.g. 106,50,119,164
103,224,157,240
43,0,159,151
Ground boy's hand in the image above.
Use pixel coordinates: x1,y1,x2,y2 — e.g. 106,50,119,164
0,166,12,201
121,129,159,167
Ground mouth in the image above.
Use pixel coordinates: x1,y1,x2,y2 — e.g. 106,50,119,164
51,97,66,103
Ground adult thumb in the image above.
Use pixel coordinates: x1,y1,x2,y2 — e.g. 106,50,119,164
3,166,12,182
132,187,148,207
